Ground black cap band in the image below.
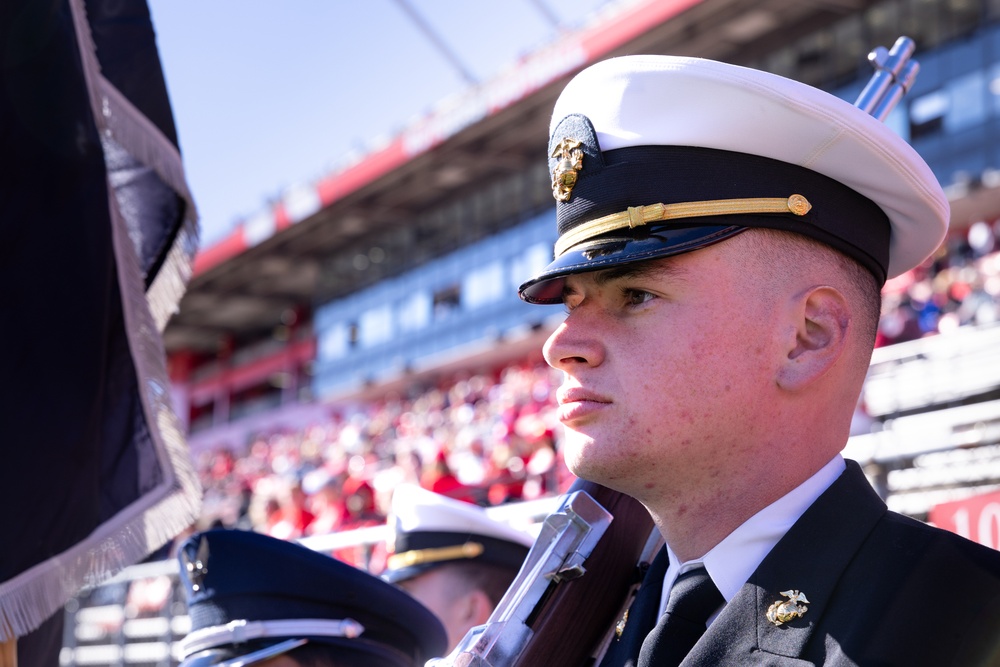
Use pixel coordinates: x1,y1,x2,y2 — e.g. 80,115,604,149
566,143,889,275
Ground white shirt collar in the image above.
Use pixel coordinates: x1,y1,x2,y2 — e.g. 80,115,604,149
659,454,846,616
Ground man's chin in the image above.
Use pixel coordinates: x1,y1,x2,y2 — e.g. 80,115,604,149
562,431,612,480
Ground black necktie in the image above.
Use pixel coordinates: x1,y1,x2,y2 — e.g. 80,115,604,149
637,566,723,667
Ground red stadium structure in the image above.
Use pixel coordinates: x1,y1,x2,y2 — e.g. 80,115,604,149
165,0,1000,517
59,0,1000,662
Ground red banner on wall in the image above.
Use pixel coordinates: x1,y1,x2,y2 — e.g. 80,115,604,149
929,489,1000,550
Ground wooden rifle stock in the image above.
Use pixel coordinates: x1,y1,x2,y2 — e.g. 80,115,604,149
512,479,655,667
434,479,656,667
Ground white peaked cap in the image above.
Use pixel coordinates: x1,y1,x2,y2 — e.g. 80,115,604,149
520,54,950,303
389,484,534,547
383,484,534,584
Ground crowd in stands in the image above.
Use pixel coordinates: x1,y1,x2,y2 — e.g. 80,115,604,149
193,361,570,568
190,220,1000,572
876,220,1000,346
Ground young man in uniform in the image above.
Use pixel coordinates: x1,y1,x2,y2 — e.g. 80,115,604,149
518,55,1000,666
381,484,534,652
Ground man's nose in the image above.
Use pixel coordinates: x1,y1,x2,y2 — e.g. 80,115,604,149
542,311,605,371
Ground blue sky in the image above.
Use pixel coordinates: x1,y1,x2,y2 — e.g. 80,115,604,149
147,0,615,245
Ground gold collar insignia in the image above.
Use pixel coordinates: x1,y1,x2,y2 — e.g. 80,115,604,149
766,589,810,626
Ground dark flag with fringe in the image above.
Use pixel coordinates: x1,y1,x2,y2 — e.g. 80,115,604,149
0,0,201,659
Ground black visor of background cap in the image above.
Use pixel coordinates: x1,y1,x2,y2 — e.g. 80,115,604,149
176,529,448,667
518,55,950,304
382,484,535,585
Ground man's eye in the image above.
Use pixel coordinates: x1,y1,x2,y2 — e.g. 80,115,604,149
623,289,654,306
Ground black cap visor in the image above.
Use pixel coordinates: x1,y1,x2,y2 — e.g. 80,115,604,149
519,224,745,304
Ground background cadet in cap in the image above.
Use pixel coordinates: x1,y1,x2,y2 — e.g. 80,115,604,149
382,484,534,652
176,529,446,667
520,54,1000,666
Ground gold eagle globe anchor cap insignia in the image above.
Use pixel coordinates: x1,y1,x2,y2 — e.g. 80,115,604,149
766,589,810,626
551,137,583,202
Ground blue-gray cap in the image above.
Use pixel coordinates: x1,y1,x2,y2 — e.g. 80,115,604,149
177,529,447,667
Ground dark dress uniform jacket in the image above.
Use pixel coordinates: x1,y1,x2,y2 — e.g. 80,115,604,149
600,460,1000,667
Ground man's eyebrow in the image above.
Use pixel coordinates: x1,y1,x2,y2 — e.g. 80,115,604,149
559,259,689,301
591,259,687,286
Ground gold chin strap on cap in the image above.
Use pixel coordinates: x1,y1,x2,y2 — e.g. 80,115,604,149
553,194,812,257
387,542,485,570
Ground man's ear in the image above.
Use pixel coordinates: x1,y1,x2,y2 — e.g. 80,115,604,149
777,285,851,391
464,588,495,627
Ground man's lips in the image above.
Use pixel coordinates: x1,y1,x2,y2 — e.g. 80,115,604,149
556,387,612,422
556,387,612,406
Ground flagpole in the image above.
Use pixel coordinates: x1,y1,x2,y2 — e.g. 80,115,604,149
0,638,16,667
